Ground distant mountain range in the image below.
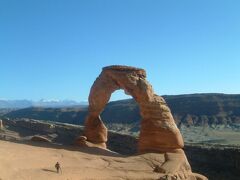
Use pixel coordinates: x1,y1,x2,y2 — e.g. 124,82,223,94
2,93,240,128
0,99,88,108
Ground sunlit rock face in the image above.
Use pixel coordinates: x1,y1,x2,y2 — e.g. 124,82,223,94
79,65,207,180
83,65,184,152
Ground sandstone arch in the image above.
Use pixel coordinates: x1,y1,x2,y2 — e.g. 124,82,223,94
83,65,184,153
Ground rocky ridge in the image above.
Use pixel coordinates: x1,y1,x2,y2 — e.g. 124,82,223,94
3,93,240,128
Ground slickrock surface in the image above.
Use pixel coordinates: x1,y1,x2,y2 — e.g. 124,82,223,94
0,119,208,179
0,140,185,180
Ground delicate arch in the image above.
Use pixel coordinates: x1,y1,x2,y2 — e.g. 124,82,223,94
84,65,184,153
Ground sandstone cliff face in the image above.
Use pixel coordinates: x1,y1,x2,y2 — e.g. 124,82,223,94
184,145,240,180
5,118,56,133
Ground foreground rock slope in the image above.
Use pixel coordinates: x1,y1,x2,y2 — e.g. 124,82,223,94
2,118,240,179
0,121,206,180
0,140,164,180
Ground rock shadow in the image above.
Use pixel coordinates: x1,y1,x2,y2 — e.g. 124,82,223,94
42,168,57,173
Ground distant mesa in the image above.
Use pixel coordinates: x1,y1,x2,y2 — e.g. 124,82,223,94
77,65,207,179
0,99,88,108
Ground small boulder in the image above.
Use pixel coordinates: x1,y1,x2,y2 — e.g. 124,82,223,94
75,136,106,149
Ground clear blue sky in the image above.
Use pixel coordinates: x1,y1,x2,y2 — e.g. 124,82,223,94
0,0,240,101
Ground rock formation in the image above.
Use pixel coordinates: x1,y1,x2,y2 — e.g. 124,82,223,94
78,65,207,179
82,65,183,152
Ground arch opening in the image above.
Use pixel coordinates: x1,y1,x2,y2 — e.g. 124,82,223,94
101,89,141,136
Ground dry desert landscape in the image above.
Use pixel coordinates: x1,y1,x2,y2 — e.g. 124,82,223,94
0,140,170,180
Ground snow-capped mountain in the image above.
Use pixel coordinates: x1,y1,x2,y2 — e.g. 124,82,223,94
0,99,88,108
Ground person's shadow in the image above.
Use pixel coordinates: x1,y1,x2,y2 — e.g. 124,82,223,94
42,168,57,173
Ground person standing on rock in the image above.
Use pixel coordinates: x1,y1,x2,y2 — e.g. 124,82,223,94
55,162,62,174
0,119,3,130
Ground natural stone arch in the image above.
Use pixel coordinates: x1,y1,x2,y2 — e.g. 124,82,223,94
83,65,184,153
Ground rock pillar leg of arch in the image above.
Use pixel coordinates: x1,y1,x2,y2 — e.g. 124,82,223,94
138,95,184,153
83,72,120,148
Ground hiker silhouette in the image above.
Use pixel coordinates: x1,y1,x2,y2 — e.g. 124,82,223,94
55,162,61,174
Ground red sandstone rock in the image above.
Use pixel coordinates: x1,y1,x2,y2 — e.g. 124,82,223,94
82,65,183,153
74,135,106,149
78,65,207,180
